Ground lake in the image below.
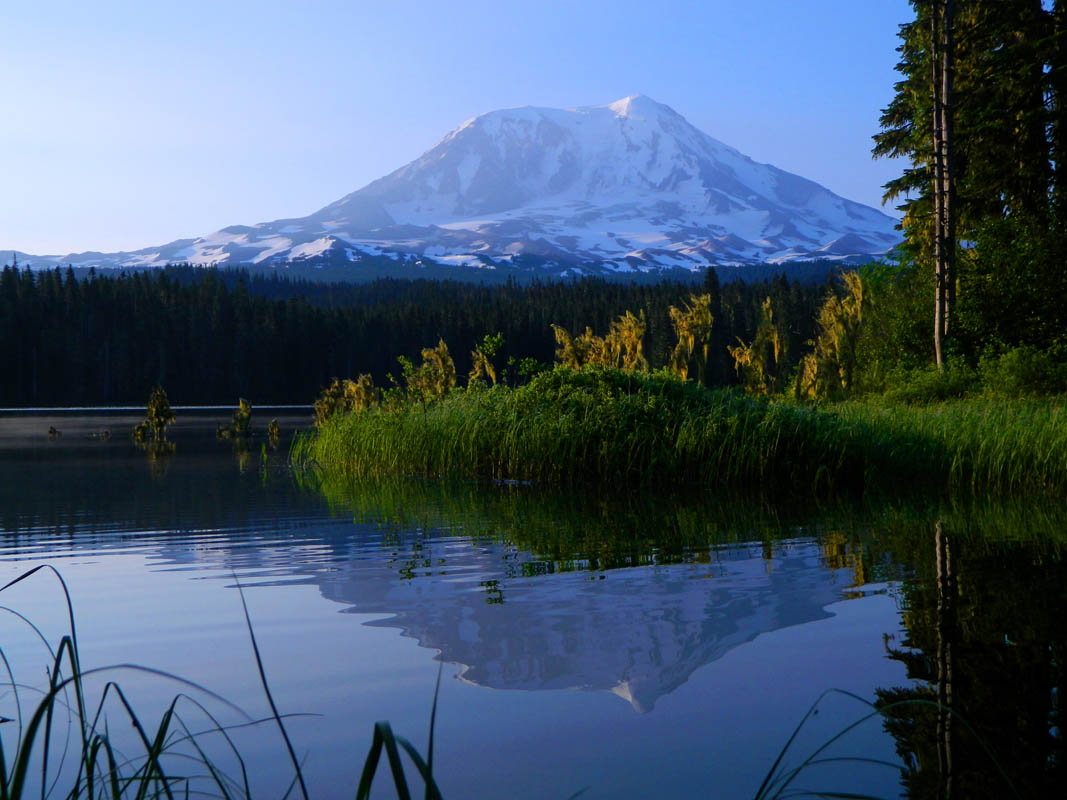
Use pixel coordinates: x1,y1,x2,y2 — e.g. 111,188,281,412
0,411,1062,798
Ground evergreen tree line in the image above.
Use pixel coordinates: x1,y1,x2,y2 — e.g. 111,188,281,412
0,265,828,407
875,0,1067,363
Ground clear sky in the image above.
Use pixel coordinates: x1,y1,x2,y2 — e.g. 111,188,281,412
3,0,915,255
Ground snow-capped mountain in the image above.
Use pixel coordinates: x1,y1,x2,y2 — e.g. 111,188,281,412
13,95,900,273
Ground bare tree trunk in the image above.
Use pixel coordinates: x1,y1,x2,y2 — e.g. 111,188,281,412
931,0,956,368
942,0,957,338
932,3,946,367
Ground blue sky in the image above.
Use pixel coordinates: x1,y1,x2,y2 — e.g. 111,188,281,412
3,0,914,255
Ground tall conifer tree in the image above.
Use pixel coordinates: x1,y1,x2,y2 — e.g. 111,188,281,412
876,0,1061,361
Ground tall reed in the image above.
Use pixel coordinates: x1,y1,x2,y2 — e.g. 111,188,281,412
0,565,255,799
0,565,442,800
294,367,1067,497
834,398,1067,495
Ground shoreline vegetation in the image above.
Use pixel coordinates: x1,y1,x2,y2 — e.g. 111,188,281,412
293,279,1067,498
295,364,1067,498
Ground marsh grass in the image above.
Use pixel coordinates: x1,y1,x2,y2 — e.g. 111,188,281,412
835,397,1067,495
0,565,442,800
295,368,899,495
0,564,258,799
754,689,1021,800
295,367,1067,497
355,664,444,800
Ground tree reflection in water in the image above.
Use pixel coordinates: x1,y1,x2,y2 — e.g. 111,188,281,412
877,513,1066,799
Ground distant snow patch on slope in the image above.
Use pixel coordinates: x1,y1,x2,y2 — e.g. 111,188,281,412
7,94,900,271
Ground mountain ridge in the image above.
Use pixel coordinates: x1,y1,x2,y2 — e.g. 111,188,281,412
9,95,900,275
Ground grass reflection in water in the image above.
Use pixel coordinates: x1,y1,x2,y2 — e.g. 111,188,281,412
2,435,1064,798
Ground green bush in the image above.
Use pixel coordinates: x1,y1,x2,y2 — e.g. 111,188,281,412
978,346,1067,398
881,363,979,404
852,260,933,392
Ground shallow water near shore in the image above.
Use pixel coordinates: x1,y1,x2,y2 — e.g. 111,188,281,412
0,411,1062,798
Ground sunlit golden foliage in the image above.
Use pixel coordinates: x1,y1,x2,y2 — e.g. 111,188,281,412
797,272,868,401
668,294,714,381
232,398,253,437
132,421,149,443
314,374,379,426
551,311,648,372
134,385,174,442
551,324,594,368
408,339,456,400
728,298,784,395
348,373,379,409
468,332,505,387
217,398,254,439
469,347,497,386
610,310,649,372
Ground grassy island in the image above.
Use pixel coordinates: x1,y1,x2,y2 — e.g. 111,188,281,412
294,364,1067,498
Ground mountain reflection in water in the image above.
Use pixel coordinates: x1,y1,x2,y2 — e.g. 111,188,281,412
0,415,895,721
317,538,851,713
2,413,1064,798
2,445,871,714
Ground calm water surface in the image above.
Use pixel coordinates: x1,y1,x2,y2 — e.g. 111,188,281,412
0,412,1063,798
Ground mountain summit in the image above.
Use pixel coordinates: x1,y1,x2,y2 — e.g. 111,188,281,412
16,96,900,272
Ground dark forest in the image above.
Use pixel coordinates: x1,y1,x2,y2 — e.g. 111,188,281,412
0,264,828,406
